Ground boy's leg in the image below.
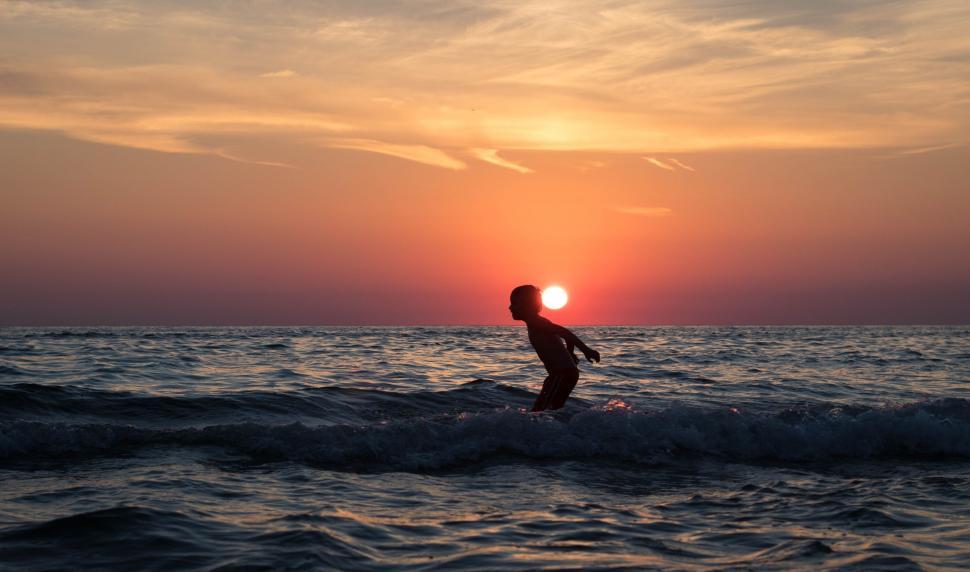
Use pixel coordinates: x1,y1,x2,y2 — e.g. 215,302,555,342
531,375,555,412
546,369,579,410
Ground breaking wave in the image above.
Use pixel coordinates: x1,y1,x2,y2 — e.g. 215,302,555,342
3,397,970,470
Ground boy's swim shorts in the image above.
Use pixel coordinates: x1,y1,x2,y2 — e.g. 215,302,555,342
531,368,579,411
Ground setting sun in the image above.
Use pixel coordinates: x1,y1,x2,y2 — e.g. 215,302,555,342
542,286,568,310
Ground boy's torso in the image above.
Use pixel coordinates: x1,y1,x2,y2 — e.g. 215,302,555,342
527,324,578,373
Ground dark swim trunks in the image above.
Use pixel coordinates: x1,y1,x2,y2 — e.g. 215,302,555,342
531,368,579,412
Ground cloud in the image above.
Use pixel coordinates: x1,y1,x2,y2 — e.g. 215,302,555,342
893,142,964,156
644,156,696,172
613,206,673,217
0,63,352,157
644,157,676,171
0,0,968,159
574,159,607,173
872,141,966,160
0,1,139,28
328,139,466,170
214,149,294,169
470,148,533,173
260,69,297,78
668,158,696,172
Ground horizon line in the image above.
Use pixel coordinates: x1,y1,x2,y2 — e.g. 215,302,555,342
1,323,967,328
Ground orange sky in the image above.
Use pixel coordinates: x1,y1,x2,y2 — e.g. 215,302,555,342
1,1,968,324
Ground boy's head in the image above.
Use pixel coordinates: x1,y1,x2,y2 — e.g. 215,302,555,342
509,284,542,320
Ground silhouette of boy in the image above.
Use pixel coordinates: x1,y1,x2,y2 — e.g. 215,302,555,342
509,285,600,411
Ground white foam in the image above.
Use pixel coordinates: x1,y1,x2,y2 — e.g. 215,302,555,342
3,399,970,469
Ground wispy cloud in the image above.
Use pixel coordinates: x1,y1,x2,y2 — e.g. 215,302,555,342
0,63,352,158
470,148,533,173
613,206,673,217
260,69,296,78
873,141,966,160
329,139,466,170
644,157,676,171
668,158,696,172
0,0,139,28
214,149,294,169
645,156,696,172
0,0,967,159
894,143,964,156
574,159,607,173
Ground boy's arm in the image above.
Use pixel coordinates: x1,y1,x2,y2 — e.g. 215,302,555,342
565,338,579,364
533,317,600,363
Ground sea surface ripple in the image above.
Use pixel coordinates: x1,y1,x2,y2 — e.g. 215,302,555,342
1,326,969,569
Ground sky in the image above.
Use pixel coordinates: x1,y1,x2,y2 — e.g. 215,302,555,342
1,0,968,325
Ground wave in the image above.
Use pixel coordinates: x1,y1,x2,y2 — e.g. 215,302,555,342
3,398,970,470
0,506,248,569
23,330,119,338
0,505,385,569
0,365,28,376
0,380,537,426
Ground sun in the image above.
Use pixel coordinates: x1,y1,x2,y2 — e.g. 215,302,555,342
542,285,568,310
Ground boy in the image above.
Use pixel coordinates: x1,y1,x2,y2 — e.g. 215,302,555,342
509,285,601,411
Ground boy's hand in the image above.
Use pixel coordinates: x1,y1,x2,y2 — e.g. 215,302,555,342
583,348,600,363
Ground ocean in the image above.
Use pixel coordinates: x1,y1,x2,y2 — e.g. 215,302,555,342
1,326,969,570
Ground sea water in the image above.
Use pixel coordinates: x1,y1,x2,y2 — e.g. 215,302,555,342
1,326,969,569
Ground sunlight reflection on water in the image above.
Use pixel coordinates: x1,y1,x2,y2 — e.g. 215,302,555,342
0,326,968,569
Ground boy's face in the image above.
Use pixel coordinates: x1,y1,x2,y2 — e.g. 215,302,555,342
509,294,540,320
